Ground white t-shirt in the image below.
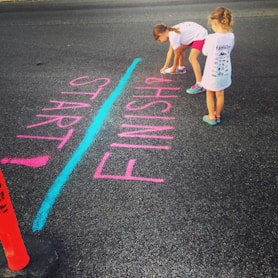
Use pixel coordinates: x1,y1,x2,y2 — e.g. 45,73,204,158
169,22,208,50
201,32,235,91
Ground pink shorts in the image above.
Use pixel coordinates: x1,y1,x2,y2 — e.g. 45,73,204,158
190,39,205,51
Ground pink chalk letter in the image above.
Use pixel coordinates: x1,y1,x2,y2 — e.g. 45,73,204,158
61,88,103,100
145,77,172,84
42,100,90,111
125,100,172,113
93,152,164,183
118,124,174,139
69,76,111,87
17,129,74,149
27,115,82,129
134,87,179,98
111,143,170,150
125,114,175,120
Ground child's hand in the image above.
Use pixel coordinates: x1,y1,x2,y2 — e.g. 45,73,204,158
160,67,167,74
165,67,176,74
161,67,177,74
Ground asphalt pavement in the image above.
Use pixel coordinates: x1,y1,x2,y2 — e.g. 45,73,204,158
0,0,277,277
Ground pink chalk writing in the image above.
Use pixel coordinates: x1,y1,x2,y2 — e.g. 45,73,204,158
17,129,74,149
64,77,111,100
93,152,164,183
0,155,50,168
69,76,110,87
27,115,82,129
134,87,179,98
9,71,179,184
126,100,172,113
93,76,180,183
144,77,172,84
124,115,175,120
15,77,111,152
61,89,103,100
42,100,90,111
111,143,170,150
118,124,174,139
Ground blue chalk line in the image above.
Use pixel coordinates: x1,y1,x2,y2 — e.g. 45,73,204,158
32,58,142,232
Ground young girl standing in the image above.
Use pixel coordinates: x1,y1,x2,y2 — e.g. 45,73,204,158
201,7,235,125
153,22,208,94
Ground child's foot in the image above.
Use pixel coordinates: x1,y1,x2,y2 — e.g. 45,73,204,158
203,115,217,126
175,66,187,74
214,112,221,124
164,67,187,74
186,84,205,94
216,116,221,124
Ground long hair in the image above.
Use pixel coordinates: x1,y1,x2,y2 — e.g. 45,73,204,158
153,23,181,40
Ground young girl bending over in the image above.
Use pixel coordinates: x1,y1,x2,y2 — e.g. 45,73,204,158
201,7,235,125
153,22,208,94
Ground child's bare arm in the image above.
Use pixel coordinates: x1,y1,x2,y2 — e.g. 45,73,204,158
160,45,173,73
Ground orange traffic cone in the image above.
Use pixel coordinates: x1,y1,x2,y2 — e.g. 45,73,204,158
0,169,30,271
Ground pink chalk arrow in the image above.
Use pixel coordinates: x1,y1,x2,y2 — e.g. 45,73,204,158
0,155,50,168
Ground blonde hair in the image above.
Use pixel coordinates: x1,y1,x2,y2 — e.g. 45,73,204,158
153,23,181,40
209,7,233,31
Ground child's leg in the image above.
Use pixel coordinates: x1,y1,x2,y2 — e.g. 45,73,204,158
206,90,216,118
215,90,225,117
188,49,202,83
178,51,185,67
203,89,217,125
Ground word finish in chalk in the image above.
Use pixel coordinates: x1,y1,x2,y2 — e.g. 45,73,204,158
93,76,180,183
